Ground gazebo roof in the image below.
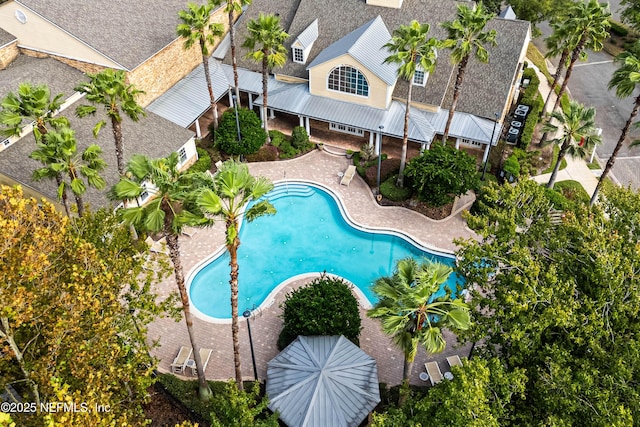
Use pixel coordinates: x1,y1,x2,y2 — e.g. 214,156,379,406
266,335,380,427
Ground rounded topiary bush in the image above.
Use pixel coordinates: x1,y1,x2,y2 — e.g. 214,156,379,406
214,108,267,156
291,126,311,149
380,175,412,201
278,274,361,350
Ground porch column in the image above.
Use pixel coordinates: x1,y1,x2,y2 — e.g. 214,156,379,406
227,91,233,105
259,107,264,122
482,142,491,163
420,142,427,152
369,131,374,148
194,118,201,138
455,138,460,150
298,115,304,127
248,94,254,110
269,108,275,119
305,117,310,136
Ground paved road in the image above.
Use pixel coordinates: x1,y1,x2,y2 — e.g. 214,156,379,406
531,0,640,190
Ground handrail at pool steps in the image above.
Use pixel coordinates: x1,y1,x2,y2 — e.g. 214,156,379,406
260,183,315,201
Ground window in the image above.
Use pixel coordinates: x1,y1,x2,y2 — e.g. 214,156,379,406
413,69,426,86
329,122,364,136
178,147,187,164
460,138,483,148
138,189,149,204
327,66,369,97
292,47,304,63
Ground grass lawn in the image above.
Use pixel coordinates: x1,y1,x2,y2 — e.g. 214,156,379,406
553,180,590,205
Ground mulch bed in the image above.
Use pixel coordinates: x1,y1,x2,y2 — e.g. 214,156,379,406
378,197,453,221
144,382,201,427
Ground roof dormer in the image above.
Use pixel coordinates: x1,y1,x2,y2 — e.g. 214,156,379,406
291,19,318,64
366,0,403,8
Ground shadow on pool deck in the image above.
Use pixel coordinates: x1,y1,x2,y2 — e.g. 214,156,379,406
147,150,477,387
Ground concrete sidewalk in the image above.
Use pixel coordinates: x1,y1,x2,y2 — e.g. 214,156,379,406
526,61,601,196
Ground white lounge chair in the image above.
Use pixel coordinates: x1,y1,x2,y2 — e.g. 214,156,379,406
170,346,192,374
182,226,198,238
189,348,213,376
149,237,169,255
425,361,443,386
340,165,357,186
446,355,463,369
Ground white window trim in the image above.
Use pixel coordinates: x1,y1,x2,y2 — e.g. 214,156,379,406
412,69,427,87
329,122,365,136
460,138,483,148
326,65,370,98
292,47,304,64
178,147,187,164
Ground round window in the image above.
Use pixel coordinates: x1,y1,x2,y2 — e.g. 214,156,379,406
15,9,27,24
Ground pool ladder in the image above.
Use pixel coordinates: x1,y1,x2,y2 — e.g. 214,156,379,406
283,171,289,194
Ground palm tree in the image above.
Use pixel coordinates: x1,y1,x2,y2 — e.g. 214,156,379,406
539,0,610,145
197,160,275,390
177,1,225,130
368,258,470,403
0,82,68,143
226,0,252,106
591,42,640,206
112,153,212,401
243,13,289,144
30,126,107,217
383,21,438,188
75,69,146,176
542,101,600,189
440,2,497,144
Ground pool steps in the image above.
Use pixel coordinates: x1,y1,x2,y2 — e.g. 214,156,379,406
259,184,315,202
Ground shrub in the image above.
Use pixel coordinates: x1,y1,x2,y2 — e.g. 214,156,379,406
520,67,540,107
360,143,376,162
610,20,629,37
380,174,412,201
268,130,288,146
404,144,478,207
189,147,212,173
553,180,589,205
278,273,361,350
364,157,400,186
215,108,266,156
519,95,543,149
502,155,521,178
291,126,311,149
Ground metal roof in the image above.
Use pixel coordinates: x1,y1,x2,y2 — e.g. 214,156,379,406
307,16,397,86
146,60,230,128
266,335,380,427
295,19,319,50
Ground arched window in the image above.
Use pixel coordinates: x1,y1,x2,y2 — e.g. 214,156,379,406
327,66,369,97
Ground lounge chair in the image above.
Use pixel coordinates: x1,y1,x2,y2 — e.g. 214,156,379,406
182,226,198,238
170,346,192,374
149,237,169,255
446,355,463,369
425,361,443,386
189,348,213,376
340,165,357,186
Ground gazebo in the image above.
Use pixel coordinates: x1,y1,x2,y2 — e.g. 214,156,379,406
266,335,381,427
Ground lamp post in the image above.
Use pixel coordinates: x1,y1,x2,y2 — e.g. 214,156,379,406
243,309,258,381
376,125,384,196
232,94,241,143
481,112,499,181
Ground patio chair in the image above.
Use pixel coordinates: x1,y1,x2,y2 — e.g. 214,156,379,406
446,355,463,369
425,361,443,386
149,237,169,255
189,348,213,376
340,165,357,186
170,346,192,374
182,226,198,238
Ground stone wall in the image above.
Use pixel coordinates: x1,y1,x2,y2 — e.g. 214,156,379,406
128,7,229,107
0,40,19,70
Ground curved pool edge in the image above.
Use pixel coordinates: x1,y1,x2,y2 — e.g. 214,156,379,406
186,179,456,323
189,272,374,324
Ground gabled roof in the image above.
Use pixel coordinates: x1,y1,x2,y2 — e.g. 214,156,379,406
499,6,517,20
294,19,318,49
14,0,216,70
307,16,396,86
0,27,17,49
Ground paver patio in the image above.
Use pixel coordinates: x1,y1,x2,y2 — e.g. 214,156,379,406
146,149,478,387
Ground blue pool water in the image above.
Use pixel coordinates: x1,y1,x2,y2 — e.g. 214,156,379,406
189,183,461,319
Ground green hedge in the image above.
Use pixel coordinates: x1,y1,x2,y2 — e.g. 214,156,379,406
519,95,543,149
609,20,629,37
380,175,412,201
520,67,540,106
189,147,212,173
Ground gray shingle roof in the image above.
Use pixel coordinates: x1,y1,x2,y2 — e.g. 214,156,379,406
267,335,380,427
0,27,17,49
228,0,529,119
0,56,194,208
16,0,217,70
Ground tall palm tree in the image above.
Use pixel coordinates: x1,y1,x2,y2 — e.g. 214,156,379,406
440,2,497,143
539,0,610,145
75,69,146,176
243,13,289,144
177,1,225,130
112,153,212,401
542,101,600,189
383,21,438,188
0,82,68,142
368,258,470,403
226,0,252,106
197,160,275,390
30,126,107,217
591,42,640,206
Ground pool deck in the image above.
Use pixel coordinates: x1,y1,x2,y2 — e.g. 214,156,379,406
146,149,478,387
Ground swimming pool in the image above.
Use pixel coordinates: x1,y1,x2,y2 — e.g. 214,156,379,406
188,182,461,320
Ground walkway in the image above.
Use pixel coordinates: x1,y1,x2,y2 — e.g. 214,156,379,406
146,150,477,388
527,61,601,196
